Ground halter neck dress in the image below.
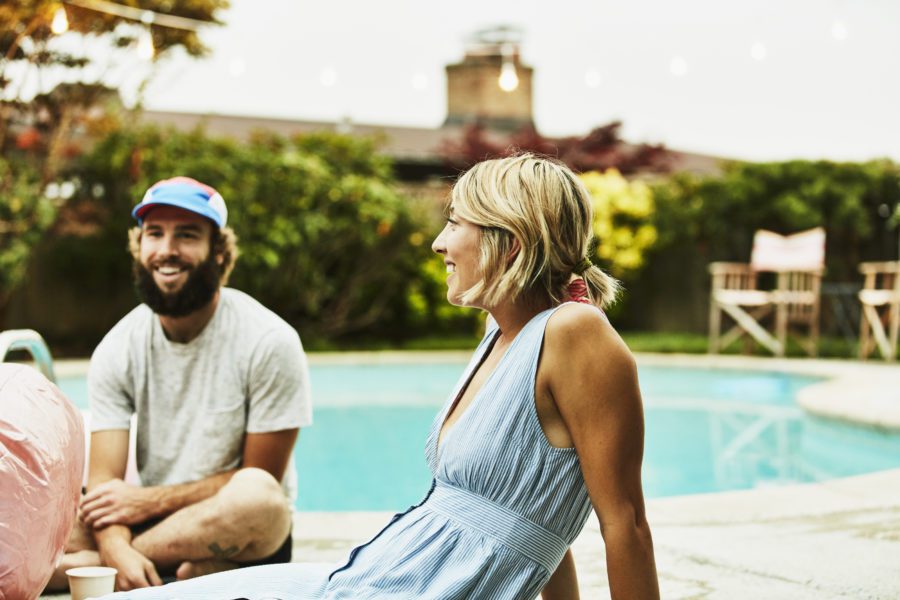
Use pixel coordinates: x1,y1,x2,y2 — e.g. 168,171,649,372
104,304,595,600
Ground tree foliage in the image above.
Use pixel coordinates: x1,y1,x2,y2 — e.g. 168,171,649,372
650,160,900,281
441,121,672,175
1,0,227,178
579,169,657,279
55,123,467,342
0,156,57,316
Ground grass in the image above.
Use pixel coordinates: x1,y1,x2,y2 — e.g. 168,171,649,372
306,331,861,359
305,334,481,353
621,331,858,358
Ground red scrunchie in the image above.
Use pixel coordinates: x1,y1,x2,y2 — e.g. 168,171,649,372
566,277,591,304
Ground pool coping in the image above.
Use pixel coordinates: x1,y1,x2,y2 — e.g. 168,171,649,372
53,351,900,430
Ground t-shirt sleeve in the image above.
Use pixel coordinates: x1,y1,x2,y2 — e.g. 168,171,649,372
246,325,312,433
88,329,134,431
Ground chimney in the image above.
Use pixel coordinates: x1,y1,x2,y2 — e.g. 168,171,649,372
444,26,534,132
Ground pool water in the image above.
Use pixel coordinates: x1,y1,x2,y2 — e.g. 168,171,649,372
56,363,900,511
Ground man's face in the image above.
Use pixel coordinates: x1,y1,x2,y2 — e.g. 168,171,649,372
134,205,223,317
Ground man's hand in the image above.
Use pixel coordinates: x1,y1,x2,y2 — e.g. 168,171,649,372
81,479,158,528
101,543,163,591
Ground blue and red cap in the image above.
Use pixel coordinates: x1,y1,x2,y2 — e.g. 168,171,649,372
131,177,228,228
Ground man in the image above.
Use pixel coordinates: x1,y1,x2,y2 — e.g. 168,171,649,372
48,177,312,592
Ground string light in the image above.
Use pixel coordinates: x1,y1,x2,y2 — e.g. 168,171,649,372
63,0,209,31
498,44,519,92
584,69,602,89
228,58,246,78
750,42,767,61
669,56,688,77
831,19,848,41
137,28,154,60
51,6,69,34
320,67,338,87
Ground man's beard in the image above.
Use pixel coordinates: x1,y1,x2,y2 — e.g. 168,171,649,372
133,254,222,317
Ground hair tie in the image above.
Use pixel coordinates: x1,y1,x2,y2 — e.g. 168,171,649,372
573,257,593,275
566,277,591,304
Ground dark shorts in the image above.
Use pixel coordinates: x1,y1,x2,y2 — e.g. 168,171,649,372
241,530,292,566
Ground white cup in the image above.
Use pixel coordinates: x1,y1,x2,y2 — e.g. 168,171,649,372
66,566,118,600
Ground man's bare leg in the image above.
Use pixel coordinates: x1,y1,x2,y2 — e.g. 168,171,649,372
132,468,292,578
45,519,101,591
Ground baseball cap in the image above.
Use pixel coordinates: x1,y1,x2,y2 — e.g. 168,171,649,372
131,177,228,227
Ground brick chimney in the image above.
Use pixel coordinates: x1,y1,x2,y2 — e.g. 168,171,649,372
444,26,534,132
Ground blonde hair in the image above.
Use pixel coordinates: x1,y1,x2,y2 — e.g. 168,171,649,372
128,225,240,286
451,154,619,309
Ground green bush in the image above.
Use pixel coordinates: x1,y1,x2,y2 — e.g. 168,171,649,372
0,157,56,316
44,124,481,344
652,160,900,280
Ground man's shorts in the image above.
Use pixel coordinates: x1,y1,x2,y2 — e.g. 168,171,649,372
243,530,292,566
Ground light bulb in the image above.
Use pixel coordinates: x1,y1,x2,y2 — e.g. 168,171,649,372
750,42,767,61
137,29,154,60
51,6,69,34
669,56,688,77
499,61,519,92
832,20,848,41
320,67,338,87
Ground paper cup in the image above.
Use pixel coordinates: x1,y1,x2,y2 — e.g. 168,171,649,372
66,566,117,600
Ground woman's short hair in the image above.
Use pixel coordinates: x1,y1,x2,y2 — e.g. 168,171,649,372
128,225,239,286
450,153,619,309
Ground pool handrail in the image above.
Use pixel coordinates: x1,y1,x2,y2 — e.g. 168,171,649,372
0,329,57,383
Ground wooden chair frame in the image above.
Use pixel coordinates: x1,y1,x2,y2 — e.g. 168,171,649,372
709,263,823,358
858,261,900,361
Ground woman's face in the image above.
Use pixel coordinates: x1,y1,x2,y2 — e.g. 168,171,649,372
432,206,483,307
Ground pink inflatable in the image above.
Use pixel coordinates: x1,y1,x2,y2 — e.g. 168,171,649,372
0,364,85,600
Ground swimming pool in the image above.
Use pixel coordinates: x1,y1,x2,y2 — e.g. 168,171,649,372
56,362,900,511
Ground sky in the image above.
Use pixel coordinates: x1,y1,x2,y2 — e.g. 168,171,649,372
68,0,900,162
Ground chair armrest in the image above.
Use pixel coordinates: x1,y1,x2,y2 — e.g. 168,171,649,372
709,262,752,275
859,261,900,276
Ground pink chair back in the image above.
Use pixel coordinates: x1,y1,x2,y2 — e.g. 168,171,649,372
750,227,825,272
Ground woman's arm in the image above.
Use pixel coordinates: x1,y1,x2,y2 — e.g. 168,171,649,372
542,548,580,600
544,304,660,600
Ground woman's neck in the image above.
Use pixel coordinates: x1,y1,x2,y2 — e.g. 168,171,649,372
487,293,553,341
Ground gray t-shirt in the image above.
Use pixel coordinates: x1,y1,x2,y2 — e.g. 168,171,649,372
89,288,312,502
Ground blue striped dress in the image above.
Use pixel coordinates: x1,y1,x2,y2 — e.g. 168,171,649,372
102,305,594,600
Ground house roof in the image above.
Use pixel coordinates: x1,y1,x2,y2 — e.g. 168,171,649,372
139,109,725,176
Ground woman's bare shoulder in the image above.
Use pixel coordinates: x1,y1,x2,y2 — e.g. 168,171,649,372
546,303,632,362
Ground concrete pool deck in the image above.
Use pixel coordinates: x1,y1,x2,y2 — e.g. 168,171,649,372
41,467,900,599
42,353,900,598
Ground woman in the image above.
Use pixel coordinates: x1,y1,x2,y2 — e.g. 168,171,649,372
100,154,659,599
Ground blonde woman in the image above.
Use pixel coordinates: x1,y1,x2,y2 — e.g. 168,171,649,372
100,154,658,599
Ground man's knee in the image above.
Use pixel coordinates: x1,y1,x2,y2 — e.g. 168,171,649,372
221,468,291,525
215,468,291,554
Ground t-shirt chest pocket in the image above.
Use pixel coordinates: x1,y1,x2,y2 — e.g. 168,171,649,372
194,391,248,475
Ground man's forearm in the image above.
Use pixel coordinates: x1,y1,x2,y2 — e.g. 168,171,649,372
143,469,237,519
94,523,133,562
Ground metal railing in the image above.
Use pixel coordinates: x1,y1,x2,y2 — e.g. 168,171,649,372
0,329,57,383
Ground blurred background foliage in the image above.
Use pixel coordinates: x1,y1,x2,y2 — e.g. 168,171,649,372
3,118,899,355
28,123,480,349
580,168,657,279
0,156,57,320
